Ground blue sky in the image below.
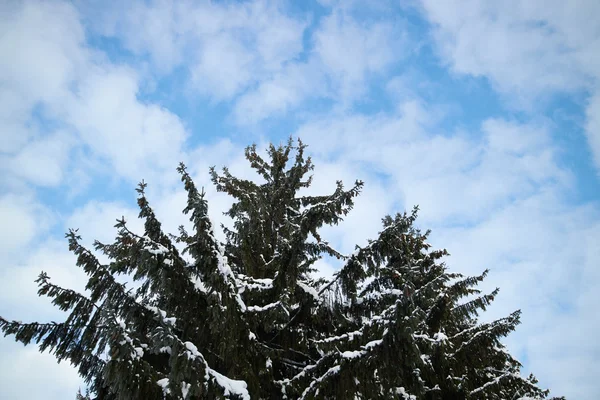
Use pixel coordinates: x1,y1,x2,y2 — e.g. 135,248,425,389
1,1,599,399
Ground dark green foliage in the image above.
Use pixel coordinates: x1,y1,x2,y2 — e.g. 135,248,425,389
0,139,563,399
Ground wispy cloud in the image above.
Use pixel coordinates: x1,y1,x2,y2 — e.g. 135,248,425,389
585,93,600,170
417,0,600,172
93,1,308,100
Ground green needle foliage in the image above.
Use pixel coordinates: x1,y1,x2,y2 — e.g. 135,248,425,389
1,139,563,399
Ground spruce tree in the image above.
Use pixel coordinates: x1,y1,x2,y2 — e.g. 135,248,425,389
1,139,562,399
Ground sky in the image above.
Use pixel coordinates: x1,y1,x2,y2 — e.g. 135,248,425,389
0,0,599,398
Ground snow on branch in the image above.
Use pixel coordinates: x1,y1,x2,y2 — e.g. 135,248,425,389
236,275,274,292
183,341,251,400
246,301,282,313
297,281,320,302
299,365,341,400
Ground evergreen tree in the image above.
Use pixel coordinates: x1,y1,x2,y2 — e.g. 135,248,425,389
0,139,563,399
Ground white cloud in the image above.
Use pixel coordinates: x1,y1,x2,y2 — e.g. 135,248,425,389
417,0,600,173
66,200,143,247
94,0,308,101
0,1,86,106
0,194,53,259
0,1,85,154
0,89,36,154
188,1,308,102
418,0,599,97
192,33,257,100
313,9,399,100
97,1,186,72
93,0,406,124
585,92,600,170
0,0,192,192
234,6,406,123
64,65,189,183
296,104,569,224
0,344,83,399
6,130,75,187
233,60,327,124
